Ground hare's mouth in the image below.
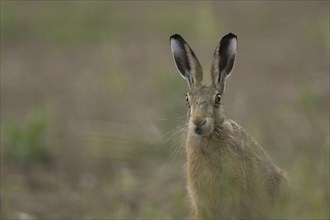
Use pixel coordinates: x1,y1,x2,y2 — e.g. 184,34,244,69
190,121,214,137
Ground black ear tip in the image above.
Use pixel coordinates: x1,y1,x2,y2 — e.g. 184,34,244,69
170,34,183,40
226,33,237,39
219,33,237,45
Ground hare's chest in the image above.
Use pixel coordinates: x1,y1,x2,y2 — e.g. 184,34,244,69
188,150,224,196
188,148,247,198
187,150,228,217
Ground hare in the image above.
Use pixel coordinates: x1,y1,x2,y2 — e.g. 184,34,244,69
170,33,288,219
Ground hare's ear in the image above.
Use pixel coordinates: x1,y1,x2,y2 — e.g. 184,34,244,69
211,33,237,95
170,34,203,88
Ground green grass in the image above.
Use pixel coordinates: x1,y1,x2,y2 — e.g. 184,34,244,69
2,108,54,169
1,1,329,219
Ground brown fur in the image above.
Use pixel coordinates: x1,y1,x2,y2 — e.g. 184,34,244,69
185,119,287,219
170,33,288,219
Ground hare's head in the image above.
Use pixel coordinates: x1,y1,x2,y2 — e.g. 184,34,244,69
170,33,237,136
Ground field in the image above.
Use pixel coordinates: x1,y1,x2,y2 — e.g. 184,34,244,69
1,1,329,219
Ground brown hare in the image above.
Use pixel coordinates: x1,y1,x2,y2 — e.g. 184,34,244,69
170,33,288,219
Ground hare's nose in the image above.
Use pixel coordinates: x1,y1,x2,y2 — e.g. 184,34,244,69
193,119,206,127
193,119,206,135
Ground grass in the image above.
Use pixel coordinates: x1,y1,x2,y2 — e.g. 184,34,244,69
2,108,54,169
1,1,329,219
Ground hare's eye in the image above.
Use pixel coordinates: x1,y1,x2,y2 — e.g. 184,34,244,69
215,93,221,105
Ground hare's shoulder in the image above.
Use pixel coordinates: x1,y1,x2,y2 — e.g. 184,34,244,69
221,119,269,159
220,119,249,145
220,119,246,137
224,119,289,191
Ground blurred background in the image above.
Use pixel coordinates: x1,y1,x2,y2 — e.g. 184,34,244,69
1,1,329,219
